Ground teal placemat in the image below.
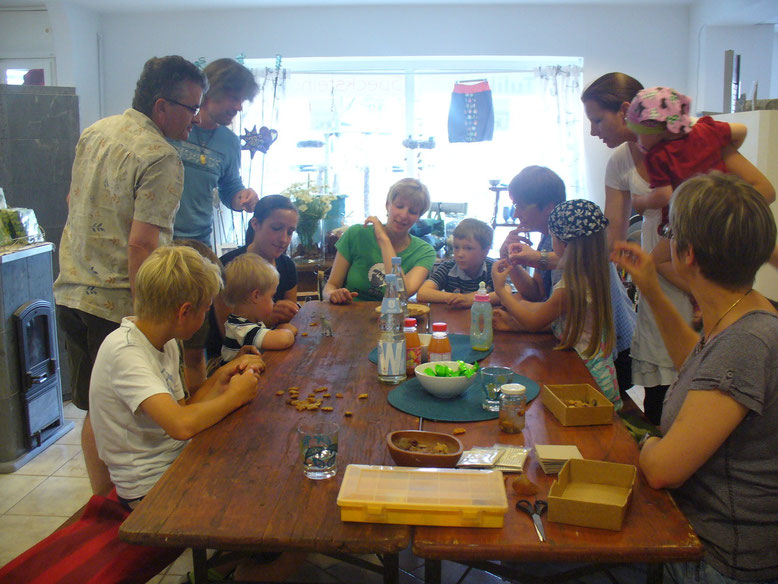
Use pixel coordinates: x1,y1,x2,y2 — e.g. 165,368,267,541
387,373,540,422
368,333,492,364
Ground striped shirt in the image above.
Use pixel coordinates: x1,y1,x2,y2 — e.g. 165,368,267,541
221,314,269,362
428,259,496,294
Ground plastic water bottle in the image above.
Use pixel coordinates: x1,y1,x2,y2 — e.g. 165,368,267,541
378,274,407,384
390,256,408,317
470,281,493,351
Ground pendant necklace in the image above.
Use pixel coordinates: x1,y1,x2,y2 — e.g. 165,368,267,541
701,289,752,348
193,126,216,165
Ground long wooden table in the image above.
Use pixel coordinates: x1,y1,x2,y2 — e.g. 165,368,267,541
120,301,702,583
418,305,702,583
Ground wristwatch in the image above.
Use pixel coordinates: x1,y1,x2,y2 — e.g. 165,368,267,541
538,250,549,270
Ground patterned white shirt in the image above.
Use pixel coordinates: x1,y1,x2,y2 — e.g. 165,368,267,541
54,109,183,322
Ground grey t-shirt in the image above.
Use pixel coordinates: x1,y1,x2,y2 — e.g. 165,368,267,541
661,310,778,581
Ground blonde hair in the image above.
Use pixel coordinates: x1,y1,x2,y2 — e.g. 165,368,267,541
134,246,222,320
223,253,279,306
386,178,431,216
556,230,614,359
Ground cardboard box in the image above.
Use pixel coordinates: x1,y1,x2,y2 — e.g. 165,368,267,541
547,458,636,531
541,384,614,426
337,464,508,528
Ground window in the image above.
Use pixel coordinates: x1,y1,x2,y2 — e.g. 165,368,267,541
0,58,55,85
215,56,583,251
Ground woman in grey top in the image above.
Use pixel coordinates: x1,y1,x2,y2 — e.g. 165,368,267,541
613,173,778,583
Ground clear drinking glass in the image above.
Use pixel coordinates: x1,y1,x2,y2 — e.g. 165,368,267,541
298,421,339,479
480,366,513,412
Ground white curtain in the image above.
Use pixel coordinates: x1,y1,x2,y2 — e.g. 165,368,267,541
536,65,585,200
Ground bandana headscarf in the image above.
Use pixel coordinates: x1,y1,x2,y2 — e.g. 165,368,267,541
626,86,692,135
548,199,609,243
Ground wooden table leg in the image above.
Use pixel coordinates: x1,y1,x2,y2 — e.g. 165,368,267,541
647,562,664,584
192,548,208,584
383,552,399,584
424,559,442,584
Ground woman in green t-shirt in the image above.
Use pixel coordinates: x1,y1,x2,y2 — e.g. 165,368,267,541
324,179,436,303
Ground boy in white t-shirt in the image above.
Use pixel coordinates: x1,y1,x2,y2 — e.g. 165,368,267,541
89,246,263,508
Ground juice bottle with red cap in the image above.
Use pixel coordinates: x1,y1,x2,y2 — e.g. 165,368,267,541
428,322,452,362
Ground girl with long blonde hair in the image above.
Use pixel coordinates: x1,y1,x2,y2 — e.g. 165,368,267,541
492,199,620,409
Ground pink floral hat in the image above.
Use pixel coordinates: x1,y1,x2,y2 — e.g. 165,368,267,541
626,86,692,134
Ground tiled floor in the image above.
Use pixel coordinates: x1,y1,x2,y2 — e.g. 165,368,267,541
0,397,649,583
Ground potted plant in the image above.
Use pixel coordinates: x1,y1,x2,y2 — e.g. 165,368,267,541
282,182,336,262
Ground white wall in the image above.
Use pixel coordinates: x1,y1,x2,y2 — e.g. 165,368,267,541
97,4,689,209
0,8,53,58
47,1,102,128
697,24,774,114
688,0,778,113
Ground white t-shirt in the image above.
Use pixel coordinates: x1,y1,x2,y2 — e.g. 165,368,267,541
89,317,187,500
605,143,693,384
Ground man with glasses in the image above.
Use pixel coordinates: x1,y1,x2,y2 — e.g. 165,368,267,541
170,58,260,245
54,55,207,495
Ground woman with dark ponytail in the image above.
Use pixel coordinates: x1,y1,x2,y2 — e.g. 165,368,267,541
203,195,300,360
219,194,300,324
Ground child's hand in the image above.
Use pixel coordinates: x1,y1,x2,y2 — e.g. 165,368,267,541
493,307,523,331
328,288,358,304
446,293,472,309
491,259,511,289
226,368,260,406
364,216,390,244
508,243,540,267
233,350,266,373
278,323,298,335
610,241,659,292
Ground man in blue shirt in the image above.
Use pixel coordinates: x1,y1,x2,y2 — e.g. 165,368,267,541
170,58,260,244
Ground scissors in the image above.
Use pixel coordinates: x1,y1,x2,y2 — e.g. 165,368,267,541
516,499,548,542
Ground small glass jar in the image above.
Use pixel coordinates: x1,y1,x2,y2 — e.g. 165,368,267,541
498,383,526,434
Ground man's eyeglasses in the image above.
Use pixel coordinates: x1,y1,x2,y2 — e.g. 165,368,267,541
660,224,674,239
165,98,200,116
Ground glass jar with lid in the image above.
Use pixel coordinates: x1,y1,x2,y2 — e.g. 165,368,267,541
498,383,526,433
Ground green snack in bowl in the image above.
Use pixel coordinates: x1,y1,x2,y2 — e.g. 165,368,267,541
423,362,480,378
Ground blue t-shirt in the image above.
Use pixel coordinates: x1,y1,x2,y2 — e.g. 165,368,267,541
169,125,245,243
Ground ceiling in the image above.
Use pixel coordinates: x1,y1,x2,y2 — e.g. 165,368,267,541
1,0,695,14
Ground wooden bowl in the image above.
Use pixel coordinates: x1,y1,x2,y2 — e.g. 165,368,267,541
387,430,463,468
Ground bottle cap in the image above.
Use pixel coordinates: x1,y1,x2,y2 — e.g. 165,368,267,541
404,318,417,327
474,281,490,302
391,256,401,266
500,383,526,396
431,322,448,332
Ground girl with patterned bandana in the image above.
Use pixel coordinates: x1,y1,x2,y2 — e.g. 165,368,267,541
492,199,622,410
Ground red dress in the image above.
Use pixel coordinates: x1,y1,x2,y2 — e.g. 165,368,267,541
644,116,732,229
645,116,731,189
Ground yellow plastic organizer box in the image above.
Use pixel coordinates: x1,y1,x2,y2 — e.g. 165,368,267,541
336,464,508,528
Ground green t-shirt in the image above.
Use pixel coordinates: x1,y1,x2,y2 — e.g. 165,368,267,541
335,224,436,301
